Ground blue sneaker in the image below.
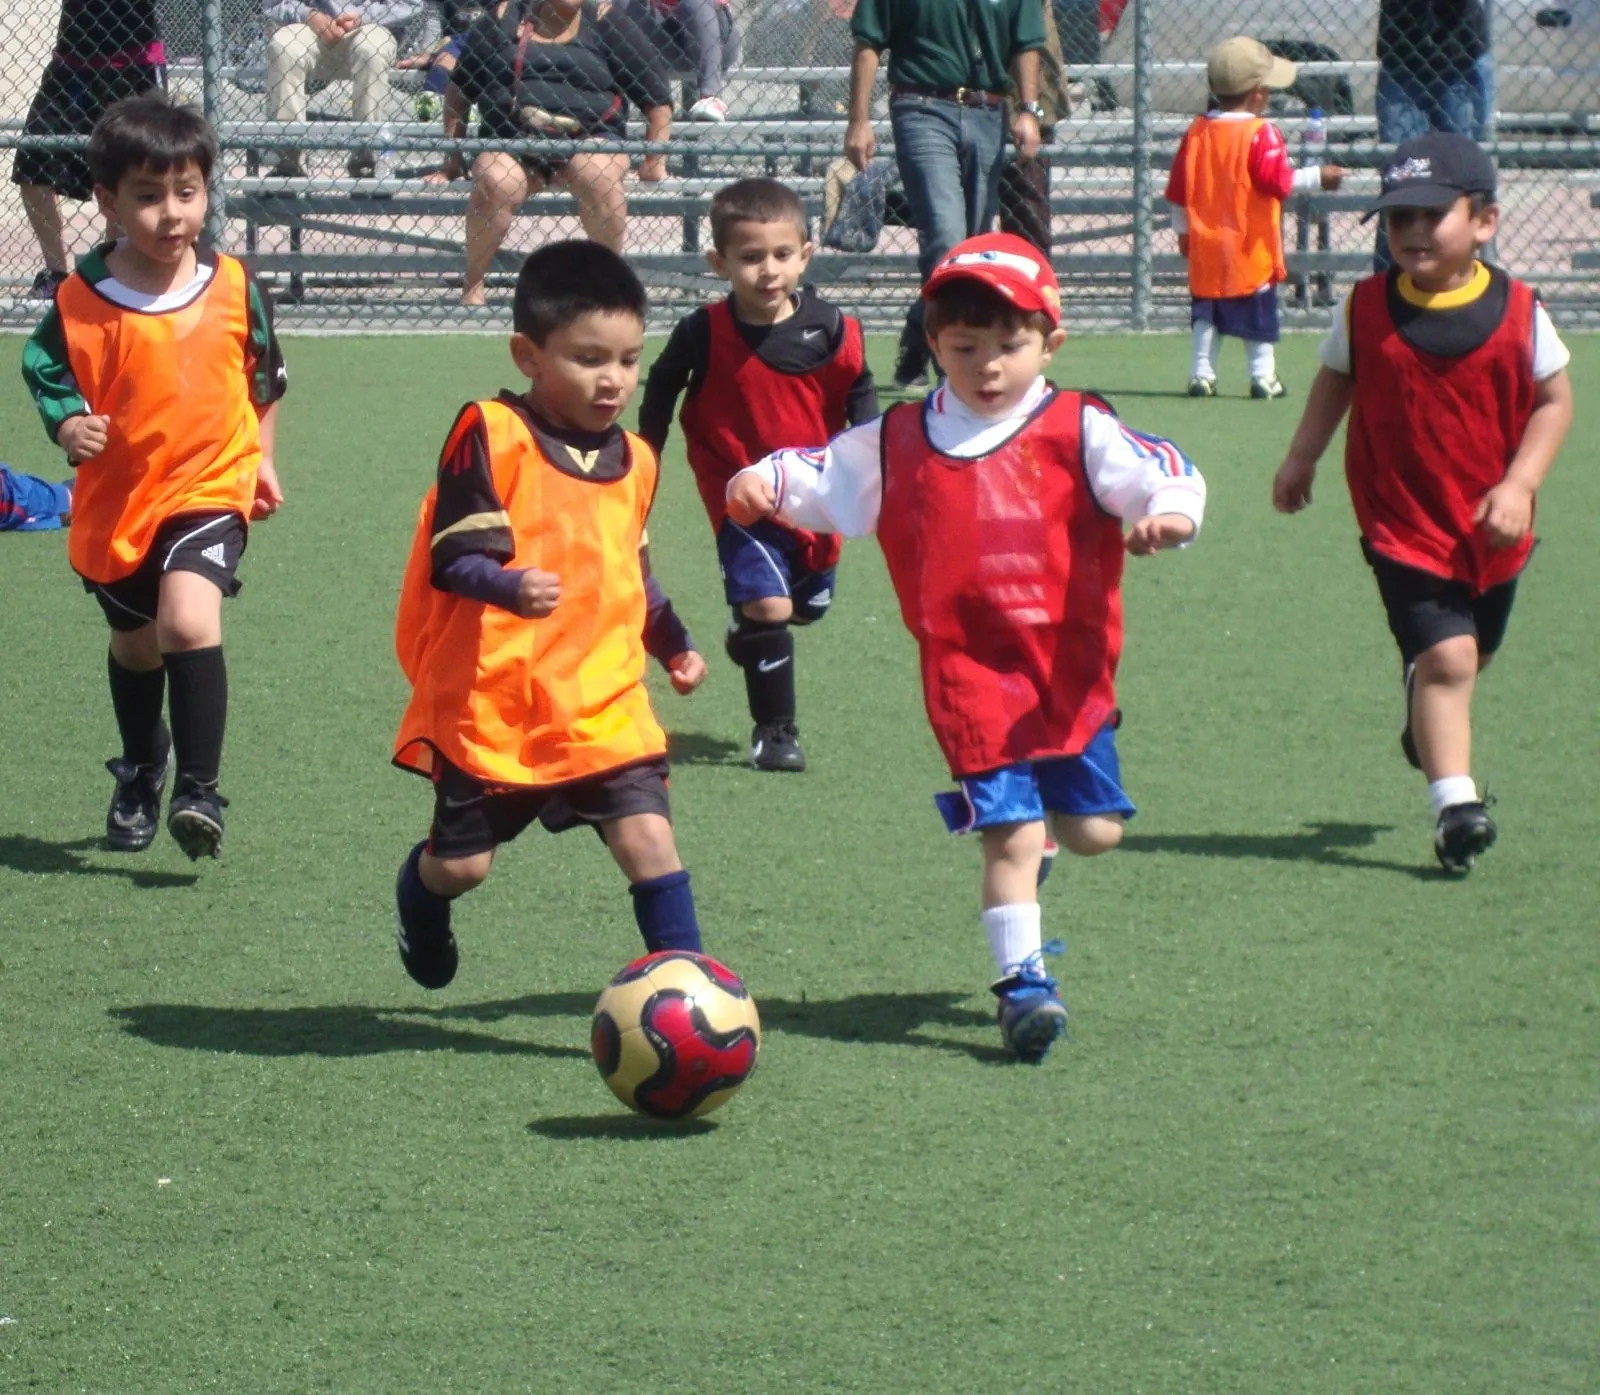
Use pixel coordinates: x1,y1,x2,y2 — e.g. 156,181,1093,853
992,943,1068,1063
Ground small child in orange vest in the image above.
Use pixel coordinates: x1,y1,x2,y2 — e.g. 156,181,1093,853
391,240,710,991
1165,37,1345,399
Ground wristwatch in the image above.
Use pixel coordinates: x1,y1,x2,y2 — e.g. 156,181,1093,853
1020,101,1045,119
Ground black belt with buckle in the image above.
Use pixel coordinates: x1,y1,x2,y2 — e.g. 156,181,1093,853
890,84,1008,109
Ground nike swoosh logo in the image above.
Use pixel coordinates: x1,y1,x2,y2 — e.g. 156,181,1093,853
802,329,822,340
756,657,790,672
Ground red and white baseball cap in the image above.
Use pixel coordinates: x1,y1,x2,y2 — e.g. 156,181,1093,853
923,233,1062,329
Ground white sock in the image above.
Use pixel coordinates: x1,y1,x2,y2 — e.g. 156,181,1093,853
1245,339,1276,380
1190,320,1218,380
983,902,1043,980
1429,775,1479,816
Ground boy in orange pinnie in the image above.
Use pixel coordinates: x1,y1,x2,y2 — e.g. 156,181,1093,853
392,240,709,990
22,95,287,860
1165,37,1344,399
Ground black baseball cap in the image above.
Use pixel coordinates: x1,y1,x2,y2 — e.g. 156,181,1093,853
1362,132,1498,222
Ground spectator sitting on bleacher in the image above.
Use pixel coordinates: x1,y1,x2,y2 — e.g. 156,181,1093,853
12,0,166,300
621,0,738,122
428,0,674,307
265,0,425,177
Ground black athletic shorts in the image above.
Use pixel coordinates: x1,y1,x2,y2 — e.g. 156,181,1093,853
84,511,247,632
1362,538,1519,666
427,754,672,859
14,61,167,201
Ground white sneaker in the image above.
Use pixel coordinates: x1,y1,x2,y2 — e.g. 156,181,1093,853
687,96,729,122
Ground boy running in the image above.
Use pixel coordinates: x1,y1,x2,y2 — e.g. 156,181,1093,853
22,95,287,860
1165,37,1345,399
1273,133,1573,873
639,177,878,772
392,240,710,990
728,233,1206,1062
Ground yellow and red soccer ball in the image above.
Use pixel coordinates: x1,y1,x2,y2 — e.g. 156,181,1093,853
590,951,760,1119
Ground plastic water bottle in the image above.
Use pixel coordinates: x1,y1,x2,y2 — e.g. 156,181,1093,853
1301,107,1327,168
375,122,397,181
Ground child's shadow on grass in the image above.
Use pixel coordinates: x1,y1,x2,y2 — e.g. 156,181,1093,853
1120,821,1445,880
109,1000,592,1060
666,731,745,767
0,834,198,889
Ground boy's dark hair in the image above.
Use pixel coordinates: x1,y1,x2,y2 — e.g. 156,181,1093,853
923,278,1055,339
87,95,217,191
709,177,809,253
512,240,648,341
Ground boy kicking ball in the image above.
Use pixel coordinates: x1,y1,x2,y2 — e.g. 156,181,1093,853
728,234,1206,1062
1273,133,1573,873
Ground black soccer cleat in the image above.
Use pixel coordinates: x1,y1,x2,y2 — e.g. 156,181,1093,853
104,730,172,852
750,721,806,773
167,777,228,861
395,849,458,990
1434,800,1497,874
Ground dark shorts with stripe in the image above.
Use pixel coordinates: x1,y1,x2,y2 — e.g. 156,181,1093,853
84,511,247,632
1362,537,1520,665
1191,285,1281,342
427,754,673,859
14,61,167,201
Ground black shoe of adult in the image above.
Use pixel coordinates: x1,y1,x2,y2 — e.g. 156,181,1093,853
750,721,806,772
104,730,172,852
1434,800,1497,874
167,777,228,861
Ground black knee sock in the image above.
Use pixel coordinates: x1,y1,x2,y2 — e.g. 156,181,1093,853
164,646,227,789
107,653,167,768
725,619,796,726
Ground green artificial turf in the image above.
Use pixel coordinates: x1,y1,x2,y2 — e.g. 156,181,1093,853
0,331,1595,1393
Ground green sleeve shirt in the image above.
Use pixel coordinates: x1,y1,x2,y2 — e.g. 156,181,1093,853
851,0,1046,93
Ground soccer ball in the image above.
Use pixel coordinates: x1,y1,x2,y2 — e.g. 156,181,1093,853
590,951,761,1120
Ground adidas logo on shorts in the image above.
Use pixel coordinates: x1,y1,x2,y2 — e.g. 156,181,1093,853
200,542,227,567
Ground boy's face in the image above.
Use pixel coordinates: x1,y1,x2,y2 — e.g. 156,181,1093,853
511,310,645,433
95,161,207,267
1384,195,1498,288
707,218,813,323
926,319,1067,418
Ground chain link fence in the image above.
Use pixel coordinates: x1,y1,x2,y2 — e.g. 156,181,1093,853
0,0,1595,332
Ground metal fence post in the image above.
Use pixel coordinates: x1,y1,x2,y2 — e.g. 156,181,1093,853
200,0,228,249
1130,0,1153,330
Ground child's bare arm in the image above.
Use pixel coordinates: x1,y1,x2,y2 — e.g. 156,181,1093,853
252,401,284,519
1273,366,1354,513
1475,368,1574,548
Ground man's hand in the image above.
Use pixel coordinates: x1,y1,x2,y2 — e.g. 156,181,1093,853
726,470,777,527
251,458,285,520
306,10,341,42
1011,109,1041,162
58,413,109,462
1474,479,1535,549
845,117,876,172
514,568,562,618
666,650,708,695
1125,513,1195,556
336,10,362,34
1272,456,1317,513
636,154,667,183
1320,163,1346,190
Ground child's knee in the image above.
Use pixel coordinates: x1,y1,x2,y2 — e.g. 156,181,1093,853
421,849,493,896
605,813,682,881
981,819,1048,863
1415,635,1479,686
1053,813,1124,857
109,624,162,671
739,596,792,625
157,572,224,651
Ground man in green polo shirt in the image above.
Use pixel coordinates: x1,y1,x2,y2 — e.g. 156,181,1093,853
846,0,1047,387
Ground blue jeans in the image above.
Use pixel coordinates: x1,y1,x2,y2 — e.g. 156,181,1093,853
889,94,1007,377
1373,55,1494,267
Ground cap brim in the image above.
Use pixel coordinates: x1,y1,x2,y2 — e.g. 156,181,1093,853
923,267,1055,319
1359,183,1469,223
1263,55,1298,88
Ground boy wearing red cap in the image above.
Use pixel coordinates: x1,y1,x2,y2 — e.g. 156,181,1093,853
1273,133,1573,873
727,232,1207,1063
1165,37,1345,399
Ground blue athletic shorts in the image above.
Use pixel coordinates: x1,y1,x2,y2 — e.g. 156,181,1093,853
934,721,1136,833
716,517,835,624
0,466,71,532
